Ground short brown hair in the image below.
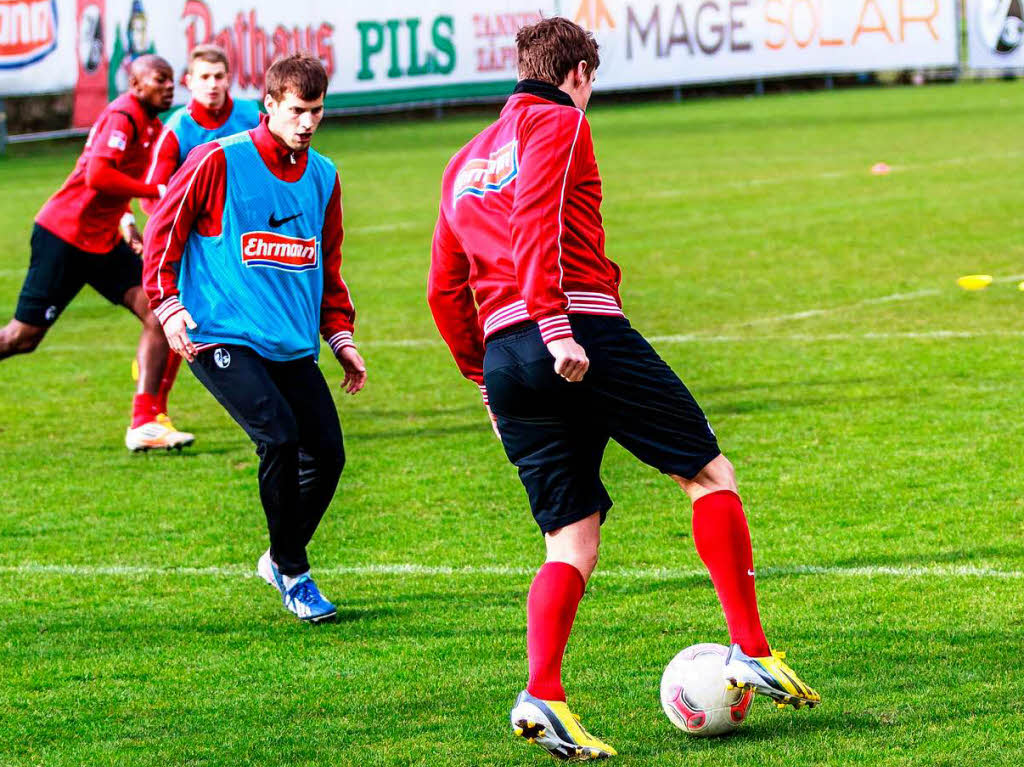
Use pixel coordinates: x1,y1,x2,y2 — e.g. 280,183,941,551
265,53,329,102
516,17,599,85
187,44,229,74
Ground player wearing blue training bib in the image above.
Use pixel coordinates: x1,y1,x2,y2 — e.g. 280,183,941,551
143,54,366,623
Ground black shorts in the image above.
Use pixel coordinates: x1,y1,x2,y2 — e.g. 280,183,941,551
14,224,141,327
483,315,721,534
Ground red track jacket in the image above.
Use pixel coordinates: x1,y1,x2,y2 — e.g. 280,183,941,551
428,81,623,400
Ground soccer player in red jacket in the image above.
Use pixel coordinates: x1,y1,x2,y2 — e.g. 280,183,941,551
0,55,194,452
143,54,366,622
428,18,819,760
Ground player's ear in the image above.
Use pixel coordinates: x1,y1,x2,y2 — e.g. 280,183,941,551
576,60,588,87
263,93,275,114
184,72,193,90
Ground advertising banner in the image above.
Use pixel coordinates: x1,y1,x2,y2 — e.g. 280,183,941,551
80,0,553,111
571,0,960,90
966,0,1024,69
0,0,77,95
3,1,961,111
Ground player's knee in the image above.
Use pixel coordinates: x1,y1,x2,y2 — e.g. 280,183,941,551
322,440,345,480
578,546,600,579
259,422,300,457
1,324,43,355
546,539,600,581
713,455,737,489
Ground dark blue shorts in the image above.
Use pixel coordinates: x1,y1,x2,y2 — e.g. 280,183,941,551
483,315,720,534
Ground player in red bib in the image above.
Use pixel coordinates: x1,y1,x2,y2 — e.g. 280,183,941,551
0,55,194,451
428,19,819,761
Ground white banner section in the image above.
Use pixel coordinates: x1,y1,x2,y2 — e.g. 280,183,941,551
571,0,960,90
966,0,1024,69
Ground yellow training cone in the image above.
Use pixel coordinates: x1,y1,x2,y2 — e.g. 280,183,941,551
957,274,993,291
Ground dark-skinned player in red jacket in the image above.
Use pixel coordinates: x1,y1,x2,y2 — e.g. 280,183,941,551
0,55,194,451
428,18,819,761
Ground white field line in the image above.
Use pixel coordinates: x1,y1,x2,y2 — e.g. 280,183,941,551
346,221,422,235
725,273,1024,329
648,329,1024,344
0,562,1019,580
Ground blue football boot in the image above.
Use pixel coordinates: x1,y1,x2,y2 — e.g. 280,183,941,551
282,574,337,623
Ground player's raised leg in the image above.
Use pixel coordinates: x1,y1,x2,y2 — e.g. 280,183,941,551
0,319,47,359
674,456,820,708
1,223,88,360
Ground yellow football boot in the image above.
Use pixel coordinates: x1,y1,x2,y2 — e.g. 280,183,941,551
510,690,616,761
722,644,820,709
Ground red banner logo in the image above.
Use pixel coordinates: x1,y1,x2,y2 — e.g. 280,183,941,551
0,0,57,68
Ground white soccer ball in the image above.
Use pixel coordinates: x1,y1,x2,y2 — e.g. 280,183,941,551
660,643,754,737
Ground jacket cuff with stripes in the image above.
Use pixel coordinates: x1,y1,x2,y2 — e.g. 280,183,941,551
478,383,489,406
536,314,574,344
326,330,356,357
153,296,187,327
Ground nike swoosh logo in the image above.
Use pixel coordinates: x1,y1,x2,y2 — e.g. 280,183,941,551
268,212,302,227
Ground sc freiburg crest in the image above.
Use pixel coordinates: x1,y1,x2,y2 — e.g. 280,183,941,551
979,0,1024,54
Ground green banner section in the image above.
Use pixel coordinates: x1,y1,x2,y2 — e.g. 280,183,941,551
324,80,516,110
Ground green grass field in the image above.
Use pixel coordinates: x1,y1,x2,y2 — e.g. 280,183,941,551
2,81,1024,766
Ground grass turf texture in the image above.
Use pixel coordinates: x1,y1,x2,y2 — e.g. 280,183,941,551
2,81,1024,765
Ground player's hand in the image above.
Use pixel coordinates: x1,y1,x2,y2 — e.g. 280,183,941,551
163,309,198,362
546,337,589,382
338,346,367,395
124,223,144,255
486,404,501,439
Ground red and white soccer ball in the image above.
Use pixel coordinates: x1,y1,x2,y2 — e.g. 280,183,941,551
660,643,754,737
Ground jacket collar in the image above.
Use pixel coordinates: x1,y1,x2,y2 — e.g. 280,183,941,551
512,79,576,107
501,79,577,116
249,115,308,182
187,94,234,130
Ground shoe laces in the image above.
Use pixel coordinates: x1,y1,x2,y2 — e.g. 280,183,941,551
288,576,320,605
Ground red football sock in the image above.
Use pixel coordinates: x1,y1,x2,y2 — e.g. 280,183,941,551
691,490,771,657
526,561,585,702
155,350,182,414
131,392,159,428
